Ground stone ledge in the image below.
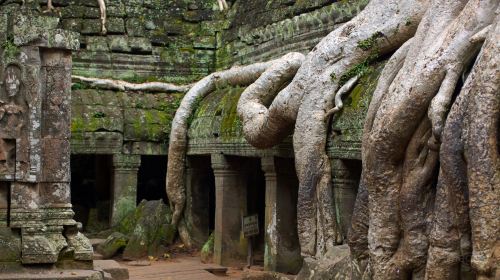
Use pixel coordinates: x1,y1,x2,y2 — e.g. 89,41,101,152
0,269,104,280
93,260,129,280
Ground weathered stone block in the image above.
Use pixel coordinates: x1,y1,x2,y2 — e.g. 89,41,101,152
41,138,71,182
125,18,145,37
61,19,83,33
61,5,86,19
193,36,216,50
81,19,103,35
108,35,131,53
93,260,130,280
96,232,128,259
41,49,72,67
39,182,71,205
85,36,110,52
0,13,8,43
12,14,79,50
121,200,176,260
83,7,100,19
42,67,71,139
106,17,125,34
107,4,126,17
0,227,21,262
183,10,213,23
9,182,39,211
128,37,152,53
125,2,145,17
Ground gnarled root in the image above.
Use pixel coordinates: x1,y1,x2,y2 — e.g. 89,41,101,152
390,118,438,278
238,52,305,148
98,0,107,35
291,0,427,257
463,18,500,278
363,0,498,278
348,176,370,279
72,75,191,93
425,73,471,280
45,0,54,12
167,54,302,229
217,0,229,11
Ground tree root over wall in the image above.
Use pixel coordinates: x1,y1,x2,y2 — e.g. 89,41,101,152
167,0,499,278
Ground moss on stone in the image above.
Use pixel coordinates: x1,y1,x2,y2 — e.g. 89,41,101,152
96,232,129,259
188,85,245,142
1,38,20,61
121,200,176,260
200,232,214,263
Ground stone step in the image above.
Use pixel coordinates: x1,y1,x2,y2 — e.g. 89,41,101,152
94,260,129,280
0,270,103,280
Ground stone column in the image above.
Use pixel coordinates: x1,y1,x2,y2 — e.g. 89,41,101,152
111,154,141,227
261,157,302,274
330,159,360,241
0,10,93,269
211,153,247,266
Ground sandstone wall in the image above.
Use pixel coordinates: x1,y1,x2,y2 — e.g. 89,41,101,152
53,0,222,84
216,0,368,68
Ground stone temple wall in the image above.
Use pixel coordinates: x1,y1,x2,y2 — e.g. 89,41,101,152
3,0,370,84
216,0,369,68
52,0,223,84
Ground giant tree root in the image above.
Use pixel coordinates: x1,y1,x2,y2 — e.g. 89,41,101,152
71,75,191,93
165,0,499,277
238,52,305,148
363,0,498,278
462,17,500,278
292,0,426,258
166,54,305,229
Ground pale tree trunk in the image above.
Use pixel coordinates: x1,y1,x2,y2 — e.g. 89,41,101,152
72,75,190,93
291,0,427,258
238,0,428,257
462,17,499,279
166,0,500,278
363,0,498,278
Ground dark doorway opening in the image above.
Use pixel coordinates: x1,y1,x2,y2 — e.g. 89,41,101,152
334,159,362,239
246,157,266,266
186,155,215,246
137,155,168,204
70,154,112,232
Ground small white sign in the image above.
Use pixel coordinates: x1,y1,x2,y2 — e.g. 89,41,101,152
242,214,259,238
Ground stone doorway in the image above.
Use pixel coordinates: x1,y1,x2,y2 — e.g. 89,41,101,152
137,155,168,204
245,157,266,267
185,155,216,247
70,154,113,232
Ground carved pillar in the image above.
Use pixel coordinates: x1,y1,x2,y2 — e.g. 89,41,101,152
0,11,92,268
330,159,360,241
211,153,247,266
261,157,302,274
111,154,141,226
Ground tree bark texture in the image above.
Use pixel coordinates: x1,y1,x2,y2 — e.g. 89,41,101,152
166,0,499,278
